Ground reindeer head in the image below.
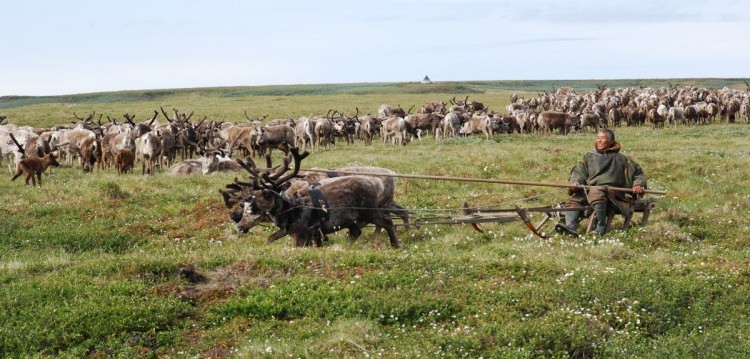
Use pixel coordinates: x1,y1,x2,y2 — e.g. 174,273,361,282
227,147,309,233
237,190,279,233
49,153,61,167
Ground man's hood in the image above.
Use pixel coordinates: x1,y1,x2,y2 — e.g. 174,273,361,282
596,141,621,154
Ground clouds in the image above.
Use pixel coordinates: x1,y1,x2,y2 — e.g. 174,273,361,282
1,0,748,96
476,0,749,23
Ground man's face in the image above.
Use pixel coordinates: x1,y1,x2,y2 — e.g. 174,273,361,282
595,132,612,152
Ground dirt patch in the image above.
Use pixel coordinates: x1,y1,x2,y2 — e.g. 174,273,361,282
124,222,159,236
200,339,235,359
153,261,285,304
320,265,366,281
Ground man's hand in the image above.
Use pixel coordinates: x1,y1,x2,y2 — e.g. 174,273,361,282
632,184,645,195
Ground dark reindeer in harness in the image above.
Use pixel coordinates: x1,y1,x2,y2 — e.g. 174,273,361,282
220,148,402,248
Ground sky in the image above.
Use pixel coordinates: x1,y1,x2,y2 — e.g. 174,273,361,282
2,0,749,96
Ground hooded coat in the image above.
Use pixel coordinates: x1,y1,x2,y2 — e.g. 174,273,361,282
569,141,647,190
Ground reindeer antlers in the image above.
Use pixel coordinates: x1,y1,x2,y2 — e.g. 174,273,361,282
8,133,25,154
160,106,173,122
236,147,309,190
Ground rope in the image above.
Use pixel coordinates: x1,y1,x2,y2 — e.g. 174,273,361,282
286,190,558,214
300,168,668,195
284,189,560,228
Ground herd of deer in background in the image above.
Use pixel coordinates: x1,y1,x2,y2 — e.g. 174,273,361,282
1,83,749,187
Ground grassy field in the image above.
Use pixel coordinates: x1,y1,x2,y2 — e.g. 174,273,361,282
2,81,750,357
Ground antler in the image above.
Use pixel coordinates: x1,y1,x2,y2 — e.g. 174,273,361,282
148,111,158,127
123,113,136,125
8,133,25,154
159,106,173,122
263,154,290,182
236,158,270,188
271,147,308,186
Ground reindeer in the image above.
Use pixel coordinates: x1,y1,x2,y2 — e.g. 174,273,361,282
224,121,260,158
222,148,402,248
449,96,469,109
420,100,446,114
459,114,493,139
293,115,316,151
314,114,334,150
79,136,102,172
405,112,444,140
1,131,28,174
538,111,576,135
440,111,465,139
355,109,380,145
465,98,487,113
202,152,243,174
136,132,162,175
114,149,134,175
255,124,295,156
11,152,61,187
221,164,410,243
161,106,200,160
377,104,412,118
168,138,235,175
331,111,358,145
579,112,604,132
380,117,409,145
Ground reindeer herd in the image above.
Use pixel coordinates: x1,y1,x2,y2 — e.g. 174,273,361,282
2,83,749,246
2,84,748,181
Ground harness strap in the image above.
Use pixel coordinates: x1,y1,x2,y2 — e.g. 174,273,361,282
309,188,330,223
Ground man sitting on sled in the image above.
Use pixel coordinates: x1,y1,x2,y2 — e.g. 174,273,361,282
556,128,647,236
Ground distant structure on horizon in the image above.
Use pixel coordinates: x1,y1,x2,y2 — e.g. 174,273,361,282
420,75,433,84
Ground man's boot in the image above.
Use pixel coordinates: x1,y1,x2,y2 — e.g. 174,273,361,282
555,210,580,237
593,202,608,235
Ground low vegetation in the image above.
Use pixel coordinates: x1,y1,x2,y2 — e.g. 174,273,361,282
2,81,750,357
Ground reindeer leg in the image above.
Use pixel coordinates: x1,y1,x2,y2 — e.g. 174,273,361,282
266,229,287,243
372,214,401,248
383,222,401,248
347,225,362,241
313,230,324,246
391,204,410,230
293,234,308,247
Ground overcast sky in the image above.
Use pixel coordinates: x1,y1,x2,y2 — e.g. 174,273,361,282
2,0,748,96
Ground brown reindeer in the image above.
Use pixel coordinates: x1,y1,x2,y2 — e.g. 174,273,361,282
11,152,61,187
539,111,576,135
223,148,402,248
114,148,134,175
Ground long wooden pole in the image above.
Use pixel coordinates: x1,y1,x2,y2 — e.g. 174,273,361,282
299,168,668,195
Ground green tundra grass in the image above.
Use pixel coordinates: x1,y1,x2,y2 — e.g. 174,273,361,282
2,80,750,358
